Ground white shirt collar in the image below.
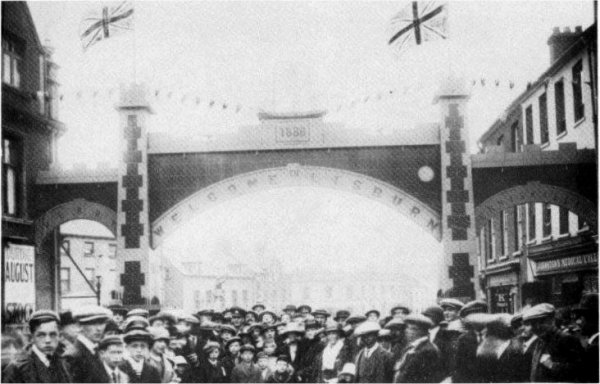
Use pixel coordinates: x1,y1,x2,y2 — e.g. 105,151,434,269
429,326,440,343
523,335,538,352
77,334,97,353
496,340,511,358
410,336,429,349
128,357,145,375
365,342,379,357
32,345,50,367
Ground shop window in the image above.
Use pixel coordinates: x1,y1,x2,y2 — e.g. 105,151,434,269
60,268,71,293
513,205,524,252
83,242,95,257
539,92,549,144
2,37,22,88
510,121,520,152
527,203,536,242
542,203,552,238
500,210,508,257
525,105,534,144
2,137,22,217
572,60,584,122
554,79,566,135
559,206,569,235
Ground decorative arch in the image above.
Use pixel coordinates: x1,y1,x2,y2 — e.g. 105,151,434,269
34,199,117,247
475,181,597,232
150,164,442,248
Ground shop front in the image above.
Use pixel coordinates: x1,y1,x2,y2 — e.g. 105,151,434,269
529,235,598,307
484,260,521,314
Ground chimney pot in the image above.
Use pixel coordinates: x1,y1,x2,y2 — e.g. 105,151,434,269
552,27,560,34
575,26,583,33
564,26,572,33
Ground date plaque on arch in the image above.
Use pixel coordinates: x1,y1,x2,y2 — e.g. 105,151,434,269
275,125,310,143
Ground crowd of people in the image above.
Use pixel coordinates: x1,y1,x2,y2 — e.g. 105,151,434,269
1,293,598,383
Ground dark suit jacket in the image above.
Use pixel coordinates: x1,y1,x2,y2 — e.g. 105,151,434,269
530,328,584,382
2,348,72,383
121,359,162,383
452,330,479,383
230,362,262,383
196,358,228,383
475,339,528,383
393,338,443,383
63,339,109,383
432,328,461,379
354,344,394,383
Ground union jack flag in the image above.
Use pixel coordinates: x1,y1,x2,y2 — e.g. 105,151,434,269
80,1,134,51
388,1,448,57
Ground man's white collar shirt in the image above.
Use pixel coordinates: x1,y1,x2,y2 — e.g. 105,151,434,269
496,340,511,359
410,336,429,349
32,345,50,367
128,357,144,376
429,326,440,343
365,343,379,358
77,334,97,354
523,335,538,353
104,362,127,383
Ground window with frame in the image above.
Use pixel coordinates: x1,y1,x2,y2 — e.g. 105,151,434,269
539,93,549,144
2,37,22,88
108,244,117,259
514,205,524,252
2,137,22,217
559,206,569,235
60,268,71,293
479,227,486,261
578,215,588,230
525,105,534,145
83,242,94,257
500,210,508,256
542,203,552,238
554,79,566,135
485,219,495,261
496,134,504,147
527,203,536,241
510,122,520,152
572,60,584,122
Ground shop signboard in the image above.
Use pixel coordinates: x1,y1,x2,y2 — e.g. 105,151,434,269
3,243,36,324
534,253,598,275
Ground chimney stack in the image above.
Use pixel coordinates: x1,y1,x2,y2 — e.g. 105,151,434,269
547,26,583,64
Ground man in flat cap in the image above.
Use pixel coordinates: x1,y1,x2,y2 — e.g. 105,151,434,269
524,303,584,382
97,335,128,383
390,304,411,321
221,336,243,380
393,314,443,383
451,300,487,383
147,327,177,383
353,322,393,383
312,309,330,328
64,305,112,383
3,310,72,383
121,326,161,383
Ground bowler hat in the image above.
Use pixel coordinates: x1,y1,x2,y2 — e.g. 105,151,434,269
384,318,405,330
573,293,599,317
98,335,123,351
365,309,380,318
522,303,555,322
334,310,351,321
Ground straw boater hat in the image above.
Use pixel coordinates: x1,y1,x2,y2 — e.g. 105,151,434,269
281,322,305,336
404,314,434,330
126,308,149,319
73,305,112,324
346,315,367,325
354,321,381,336
439,298,464,310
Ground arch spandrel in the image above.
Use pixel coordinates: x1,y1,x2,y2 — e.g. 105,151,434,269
475,182,597,232
150,165,442,249
34,199,117,246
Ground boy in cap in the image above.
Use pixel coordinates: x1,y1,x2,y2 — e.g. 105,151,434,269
221,337,243,379
64,305,112,383
257,351,273,382
523,303,584,382
97,335,128,383
3,310,72,383
266,355,294,383
231,344,262,382
393,314,443,383
353,322,393,383
121,325,161,383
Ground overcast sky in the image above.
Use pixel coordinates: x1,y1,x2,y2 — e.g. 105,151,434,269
45,1,594,304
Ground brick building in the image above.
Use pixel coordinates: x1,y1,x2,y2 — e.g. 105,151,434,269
2,2,63,329
477,24,597,312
